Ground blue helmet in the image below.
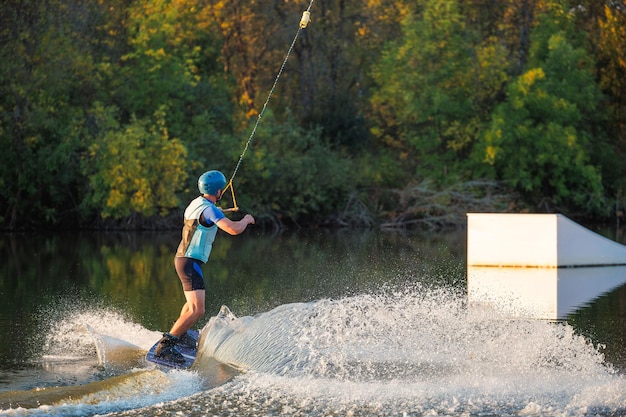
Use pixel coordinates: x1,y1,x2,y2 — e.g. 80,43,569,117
198,170,227,195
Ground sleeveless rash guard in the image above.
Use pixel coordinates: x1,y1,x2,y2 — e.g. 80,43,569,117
176,196,225,262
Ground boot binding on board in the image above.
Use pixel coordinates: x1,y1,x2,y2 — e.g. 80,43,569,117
155,333,186,364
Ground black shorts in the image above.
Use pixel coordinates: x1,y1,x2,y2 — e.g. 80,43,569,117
174,257,206,291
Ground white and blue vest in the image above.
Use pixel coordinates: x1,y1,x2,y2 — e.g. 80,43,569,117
175,196,223,262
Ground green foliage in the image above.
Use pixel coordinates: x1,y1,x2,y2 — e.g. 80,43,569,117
0,0,99,228
480,8,609,215
370,0,508,183
180,112,239,190
105,0,236,204
223,111,354,225
83,104,188,218
113,1,228,131
1,0,625,229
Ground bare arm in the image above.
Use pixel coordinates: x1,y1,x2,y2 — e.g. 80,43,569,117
216,214,255,235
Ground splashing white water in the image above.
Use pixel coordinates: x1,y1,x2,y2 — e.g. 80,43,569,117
42,309,158,359
2,369,204,417
192,285,626,416
4,286,625,416
201,287,612,379
2,307,205,417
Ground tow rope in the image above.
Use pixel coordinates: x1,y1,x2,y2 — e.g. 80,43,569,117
221,2,315,212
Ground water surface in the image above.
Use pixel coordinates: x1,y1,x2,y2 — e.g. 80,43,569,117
0,228,625,416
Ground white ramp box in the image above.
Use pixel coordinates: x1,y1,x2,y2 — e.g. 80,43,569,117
466,213,626,267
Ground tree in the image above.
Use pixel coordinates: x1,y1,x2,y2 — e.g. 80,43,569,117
226,110,353,226
370,0,508,183
93,0,235,217
0,0,101,228
595,4,626,195
480,7,608,215
115,1,214,127
460,0,541,72
202,0,408,151
83,104,188,220
569,1,626,197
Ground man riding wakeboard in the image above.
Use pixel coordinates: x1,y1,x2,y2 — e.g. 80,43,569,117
154,170,255,363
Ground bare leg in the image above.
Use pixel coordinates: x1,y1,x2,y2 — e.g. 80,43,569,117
176,301,192,321
168,289,205,338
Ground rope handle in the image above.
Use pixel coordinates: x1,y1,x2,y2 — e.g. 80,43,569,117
220,180,239,212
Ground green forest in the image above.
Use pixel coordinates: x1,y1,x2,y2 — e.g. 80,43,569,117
1,0,625,230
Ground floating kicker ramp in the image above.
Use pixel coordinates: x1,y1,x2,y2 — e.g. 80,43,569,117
466,213,626,319
466,213,626,268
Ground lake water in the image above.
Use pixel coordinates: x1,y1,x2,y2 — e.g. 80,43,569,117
0,227,625,416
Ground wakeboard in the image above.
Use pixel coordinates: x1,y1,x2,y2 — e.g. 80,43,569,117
145,330,199,369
